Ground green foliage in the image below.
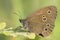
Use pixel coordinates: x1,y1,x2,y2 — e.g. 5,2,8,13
0,34,7,40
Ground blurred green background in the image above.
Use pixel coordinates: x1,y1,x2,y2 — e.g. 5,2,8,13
0,0,60,40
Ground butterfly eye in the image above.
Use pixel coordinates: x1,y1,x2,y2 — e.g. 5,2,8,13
42,15,45,17
47,10,51,14
44,27,48,31
47,24,49,26
46,23,50,27
45,28,47,31
43,18,47,20
42,15,47,22
42,17,47,22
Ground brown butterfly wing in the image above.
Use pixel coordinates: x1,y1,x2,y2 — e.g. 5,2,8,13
26,6,57,37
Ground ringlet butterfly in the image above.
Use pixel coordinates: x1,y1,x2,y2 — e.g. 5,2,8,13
19,6,57,37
